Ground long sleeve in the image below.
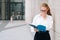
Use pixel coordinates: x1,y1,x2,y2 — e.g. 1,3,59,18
31,16,37,26
46,16,53,30
30,15,38,32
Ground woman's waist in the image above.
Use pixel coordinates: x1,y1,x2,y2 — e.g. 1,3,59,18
36,30,49,33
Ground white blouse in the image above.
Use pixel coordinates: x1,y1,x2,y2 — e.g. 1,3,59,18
30,13,53,32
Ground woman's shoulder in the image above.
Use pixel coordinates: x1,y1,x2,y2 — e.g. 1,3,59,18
47,15,53,20
33,14,40,20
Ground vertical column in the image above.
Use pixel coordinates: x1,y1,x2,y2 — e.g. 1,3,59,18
1,0,5,20
25,0,33,23
54,0,60,40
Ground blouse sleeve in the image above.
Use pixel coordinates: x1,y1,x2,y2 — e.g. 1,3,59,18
30,16,37,32
46,16,53,30
31,16,37,26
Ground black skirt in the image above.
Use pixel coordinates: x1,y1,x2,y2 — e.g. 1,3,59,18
34,31,51,40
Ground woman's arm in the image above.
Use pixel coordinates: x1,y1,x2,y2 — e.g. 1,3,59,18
30,15,38,32
46,16,53,30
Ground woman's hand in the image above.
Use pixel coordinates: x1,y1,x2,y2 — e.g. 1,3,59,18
34,28,39,32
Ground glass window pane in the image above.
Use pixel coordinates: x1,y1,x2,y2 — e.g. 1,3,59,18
0,0,25,20
7,0,25,20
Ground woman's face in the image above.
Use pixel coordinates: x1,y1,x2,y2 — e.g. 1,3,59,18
40,6,48,14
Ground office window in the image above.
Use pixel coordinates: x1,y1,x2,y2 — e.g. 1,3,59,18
0,0,25,20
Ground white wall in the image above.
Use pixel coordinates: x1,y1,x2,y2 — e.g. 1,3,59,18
48,0,60,40
54,0,60,40
25,0,47,23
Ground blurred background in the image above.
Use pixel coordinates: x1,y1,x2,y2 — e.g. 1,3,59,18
0,0,60,40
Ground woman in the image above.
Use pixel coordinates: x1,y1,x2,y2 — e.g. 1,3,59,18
31,3,53,40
